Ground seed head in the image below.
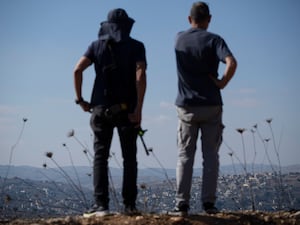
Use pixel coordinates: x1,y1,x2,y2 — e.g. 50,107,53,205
236,128,246,134
67,129,75,137
5,195,12,204
46,152,53,158
266,118,272,124
140,183,147,189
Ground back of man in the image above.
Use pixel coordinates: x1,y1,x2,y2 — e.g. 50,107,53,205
175,27,232,107
87,37,145,111
73,8,147,217
171,1,237,216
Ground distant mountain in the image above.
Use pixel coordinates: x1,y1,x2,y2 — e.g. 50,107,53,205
219,163,300,174
0,165,174,189
0,165,93,188
0,164,299,188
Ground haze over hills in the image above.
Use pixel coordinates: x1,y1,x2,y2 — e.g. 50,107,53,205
1,164,299,189
1,164,299,179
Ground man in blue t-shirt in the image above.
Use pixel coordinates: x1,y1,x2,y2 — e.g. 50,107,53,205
73,8,147,217
170,2,237,215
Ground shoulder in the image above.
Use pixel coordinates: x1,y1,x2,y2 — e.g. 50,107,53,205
176,30,188,39
128,38,145,49
179,28,222,40
126,38,146,62
85,39,105,54
89,39,105,49
196,30,227,48
128,38,146,56
204,31,225,43
175,30,190,46
84,39,105,60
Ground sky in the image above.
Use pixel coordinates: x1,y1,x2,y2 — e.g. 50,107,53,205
0,0,299,171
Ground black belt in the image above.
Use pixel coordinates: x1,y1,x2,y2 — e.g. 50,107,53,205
104,103,128,118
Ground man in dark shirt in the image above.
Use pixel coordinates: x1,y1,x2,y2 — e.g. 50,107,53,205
171,2,237,215
73,8,147,217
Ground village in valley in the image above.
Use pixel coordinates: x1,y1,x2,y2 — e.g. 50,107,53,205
1,165,299,219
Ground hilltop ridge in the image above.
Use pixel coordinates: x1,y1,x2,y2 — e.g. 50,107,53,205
2,211,300,225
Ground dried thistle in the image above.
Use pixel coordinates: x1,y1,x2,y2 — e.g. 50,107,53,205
236,128,246,134
5,194,12,204
46,152,53,158
67,129,75,138
266,118,273,124
140,183,147,189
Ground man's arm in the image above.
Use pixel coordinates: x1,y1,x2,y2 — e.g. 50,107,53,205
73,56,92,112
128,61,147,126
211,55,237,89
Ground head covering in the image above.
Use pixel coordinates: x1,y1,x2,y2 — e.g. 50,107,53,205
98,8,135,42
107,8,134,24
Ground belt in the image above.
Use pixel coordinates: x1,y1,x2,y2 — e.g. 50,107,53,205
104,103,128,118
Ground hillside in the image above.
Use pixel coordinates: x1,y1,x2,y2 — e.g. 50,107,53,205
2,211,300,225
1,165,300,220
1,165,300,224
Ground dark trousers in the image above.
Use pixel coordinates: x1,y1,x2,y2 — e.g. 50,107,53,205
90,107,138,208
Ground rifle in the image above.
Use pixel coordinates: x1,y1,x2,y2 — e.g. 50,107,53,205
137,127,151,156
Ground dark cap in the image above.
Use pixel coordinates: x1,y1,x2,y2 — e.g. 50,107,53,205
107,8,135,24
99,8,135,42
190,2,210,22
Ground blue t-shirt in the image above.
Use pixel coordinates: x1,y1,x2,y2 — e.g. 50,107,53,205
84,38,146,111
175,28,233,106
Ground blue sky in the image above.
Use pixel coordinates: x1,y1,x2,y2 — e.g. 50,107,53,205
1,0,299,170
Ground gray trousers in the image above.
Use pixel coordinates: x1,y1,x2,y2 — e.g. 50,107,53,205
175,106,224,207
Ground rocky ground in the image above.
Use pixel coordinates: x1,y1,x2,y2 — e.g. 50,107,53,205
1,211,299,225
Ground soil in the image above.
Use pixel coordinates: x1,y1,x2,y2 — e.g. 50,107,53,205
1,211,299,225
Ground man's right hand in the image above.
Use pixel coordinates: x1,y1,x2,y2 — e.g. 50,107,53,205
79,101,91,112
209,74,227,89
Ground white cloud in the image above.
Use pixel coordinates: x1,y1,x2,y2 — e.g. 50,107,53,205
0,105,19,115
0,105,29,136
144,114,174,126
230,98,260,108
159,101,174,110
155,114,173,122
0,105,19,128
226,87,259,108
238,88,257,94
